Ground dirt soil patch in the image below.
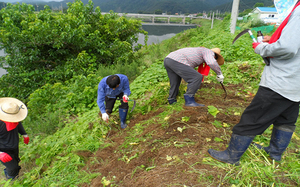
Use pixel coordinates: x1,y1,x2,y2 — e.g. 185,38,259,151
80,82,254,187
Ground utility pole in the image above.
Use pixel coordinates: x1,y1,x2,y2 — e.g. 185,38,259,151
230,0,240,34
211,12,214,29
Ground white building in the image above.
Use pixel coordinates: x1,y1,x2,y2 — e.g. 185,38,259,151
251,7,279,24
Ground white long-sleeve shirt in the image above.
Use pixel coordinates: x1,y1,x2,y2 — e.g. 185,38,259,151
255,6,300,102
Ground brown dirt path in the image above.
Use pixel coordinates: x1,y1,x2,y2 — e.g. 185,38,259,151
80,82,254,187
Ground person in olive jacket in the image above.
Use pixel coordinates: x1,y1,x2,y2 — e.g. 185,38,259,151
0,97,29,180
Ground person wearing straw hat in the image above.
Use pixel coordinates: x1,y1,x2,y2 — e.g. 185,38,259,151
0,97,29,180
164,47,225,106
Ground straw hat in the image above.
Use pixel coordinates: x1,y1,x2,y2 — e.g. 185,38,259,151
0,97,28,122
211,48,224,65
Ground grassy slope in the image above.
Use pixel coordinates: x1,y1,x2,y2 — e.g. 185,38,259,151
2,19,300,186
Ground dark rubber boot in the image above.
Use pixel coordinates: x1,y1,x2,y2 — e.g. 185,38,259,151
168,99,177,105
208,134,254,165
184,95,204,107
119,108,128,129
254,127,293,161
4,169,16,180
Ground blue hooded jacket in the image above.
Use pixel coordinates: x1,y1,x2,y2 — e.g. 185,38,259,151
97,74,131,114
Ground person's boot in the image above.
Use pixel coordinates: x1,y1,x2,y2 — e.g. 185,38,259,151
168,98,177,105
254,127,293,161
4,169,16,180
184,95,204,107
208,134,254,165
119,108,128,129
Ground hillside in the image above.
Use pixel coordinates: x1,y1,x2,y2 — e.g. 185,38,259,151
0,2,299,185
214,0,274,12
94,0,233,14
1,17,298,186
4,0,273,14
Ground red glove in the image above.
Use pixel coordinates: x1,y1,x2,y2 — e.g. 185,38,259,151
122,95,129,103
252,42,260,50
23,135,29,144
0,152,12,163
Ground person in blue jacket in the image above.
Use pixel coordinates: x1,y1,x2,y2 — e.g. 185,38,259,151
97,74,131,129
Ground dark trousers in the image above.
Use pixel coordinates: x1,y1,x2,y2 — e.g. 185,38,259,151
164,58,203,99
1,148,21,178
233,86,299,136
105,92,128,114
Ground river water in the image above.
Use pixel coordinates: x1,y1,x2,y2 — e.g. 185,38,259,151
0,24,196,77
139,24,196,45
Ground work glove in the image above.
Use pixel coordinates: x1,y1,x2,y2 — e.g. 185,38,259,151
0,152,12,163
122,95,129,103
102,113,109,122
216,74,224,83
252,42,260,50
23,135,29,145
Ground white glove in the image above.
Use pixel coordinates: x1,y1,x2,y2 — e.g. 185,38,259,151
122,95,129,103
102,113,109,122
216,74,224,83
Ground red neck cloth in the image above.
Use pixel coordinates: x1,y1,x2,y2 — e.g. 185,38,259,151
269,2,300,44
4,121,19,131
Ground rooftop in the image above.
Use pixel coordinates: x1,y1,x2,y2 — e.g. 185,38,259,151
256,7,277,13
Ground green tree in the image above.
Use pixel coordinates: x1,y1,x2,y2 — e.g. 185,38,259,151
254,3,264,8
239,9,253,17
0,0,147,100
154,9,163,14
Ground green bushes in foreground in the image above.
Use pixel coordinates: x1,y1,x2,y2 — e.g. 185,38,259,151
0,0,146,100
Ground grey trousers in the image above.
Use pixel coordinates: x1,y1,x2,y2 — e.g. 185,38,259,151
164,57,202,100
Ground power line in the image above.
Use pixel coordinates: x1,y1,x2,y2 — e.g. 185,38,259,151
223,2,233,13
240,0,253,10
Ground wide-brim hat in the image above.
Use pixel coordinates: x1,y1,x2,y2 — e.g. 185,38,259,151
211,48,224,65
0,97,28,122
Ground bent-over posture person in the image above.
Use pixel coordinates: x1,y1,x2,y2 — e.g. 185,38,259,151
164,47,225,106
97,74,131,129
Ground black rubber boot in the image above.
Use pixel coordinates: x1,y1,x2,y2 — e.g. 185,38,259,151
168,98,177,105
4,168,16,180
254,127,293,161
119,108,128,129
208,134,254,165
184,95,204,107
